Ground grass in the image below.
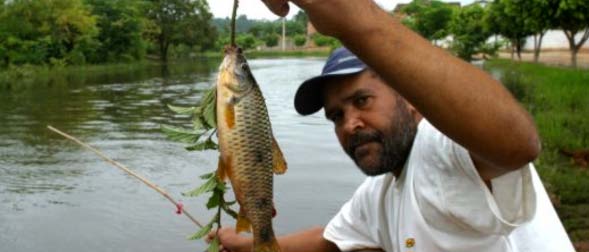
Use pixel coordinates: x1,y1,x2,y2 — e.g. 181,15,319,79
484,59,589,244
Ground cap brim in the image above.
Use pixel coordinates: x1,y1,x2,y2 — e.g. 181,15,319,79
294,67,366,115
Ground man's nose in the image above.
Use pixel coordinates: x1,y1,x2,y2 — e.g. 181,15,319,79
342,111,365,134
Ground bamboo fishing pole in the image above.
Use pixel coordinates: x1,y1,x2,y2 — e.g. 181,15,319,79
47,125,204,229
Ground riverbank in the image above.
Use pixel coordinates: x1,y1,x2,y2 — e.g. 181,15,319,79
0,62,157,89
200,48,331,58
484,59,589,250
0,50,331,89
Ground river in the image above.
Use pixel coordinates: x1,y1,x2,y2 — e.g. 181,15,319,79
0,57,364,251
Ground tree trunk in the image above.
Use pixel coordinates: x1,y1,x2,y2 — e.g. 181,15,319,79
159,35,169,63
562,29,589,68
510,40,515,60
533,32,545,63
571,47,578,68
516,38,522,61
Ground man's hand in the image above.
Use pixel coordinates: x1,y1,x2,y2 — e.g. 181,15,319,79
261,0,290,17
206,228,252,252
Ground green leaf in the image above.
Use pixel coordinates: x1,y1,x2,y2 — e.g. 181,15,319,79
215,181,227,192
183,177,217,197
197,87,217,128
185,138,217,151
161,124,203,144
200,172,215,180
166,104,196,115
192,115,207,130
188,222,213,240
203,100,216,128
208,237,220,252
201,87,216,105
206,190,222,209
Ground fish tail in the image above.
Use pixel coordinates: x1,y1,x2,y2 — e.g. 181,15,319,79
254,237,281,252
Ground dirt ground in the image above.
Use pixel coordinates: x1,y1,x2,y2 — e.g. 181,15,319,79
497,49,589,68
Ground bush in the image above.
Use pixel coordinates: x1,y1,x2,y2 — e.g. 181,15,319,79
294,35,306,47
237,34,260,50
312,34,341,49
264,33,280,48
66,49,86,65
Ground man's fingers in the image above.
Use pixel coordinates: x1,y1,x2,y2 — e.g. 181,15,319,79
261,0,290,17
206,229,217,243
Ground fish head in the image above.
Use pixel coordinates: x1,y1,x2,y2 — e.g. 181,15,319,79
218,46,254,94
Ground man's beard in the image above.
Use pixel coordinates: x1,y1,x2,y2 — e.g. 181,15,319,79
344,103,418,176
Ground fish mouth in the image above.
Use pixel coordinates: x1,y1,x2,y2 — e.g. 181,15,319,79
224,45,242,55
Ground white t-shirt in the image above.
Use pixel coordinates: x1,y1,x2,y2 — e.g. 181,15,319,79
324,120,574,252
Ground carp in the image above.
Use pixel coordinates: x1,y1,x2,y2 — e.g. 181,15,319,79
215,46,287,252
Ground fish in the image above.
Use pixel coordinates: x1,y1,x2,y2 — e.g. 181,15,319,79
215,45,287,252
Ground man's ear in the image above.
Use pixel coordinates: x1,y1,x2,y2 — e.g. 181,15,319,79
405,100,423,122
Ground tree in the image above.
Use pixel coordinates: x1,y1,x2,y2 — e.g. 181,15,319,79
146,0,216,63
86,0,147,63
401,0,456,43
450,4,491,61
526,0,553,62
486,0,533,60
551,0,589,67
0,0,98,65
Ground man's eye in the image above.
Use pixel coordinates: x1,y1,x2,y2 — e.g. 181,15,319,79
355,96,370,107
328,112,342,123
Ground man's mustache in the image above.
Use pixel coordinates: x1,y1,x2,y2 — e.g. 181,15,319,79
346,130,383,154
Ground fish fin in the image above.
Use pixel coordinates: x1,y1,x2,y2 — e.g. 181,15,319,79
254,237,281,252
216,156,227,181
224,104,235,129
271,136,287,175
235,207,252,233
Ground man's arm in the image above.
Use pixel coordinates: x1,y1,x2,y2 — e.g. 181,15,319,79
208,227,341,252
264,0,540,180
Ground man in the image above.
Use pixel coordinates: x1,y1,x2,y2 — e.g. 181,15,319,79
207,0,575,251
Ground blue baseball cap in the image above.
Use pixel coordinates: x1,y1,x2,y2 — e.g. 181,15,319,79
294,47,368,115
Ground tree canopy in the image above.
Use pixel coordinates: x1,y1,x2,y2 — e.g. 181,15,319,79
401,0,456,42
146,0,216,62
0,0,217,66
550,0,589,67
450,4,491,60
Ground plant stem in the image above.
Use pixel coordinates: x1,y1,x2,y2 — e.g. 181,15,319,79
231,0,239,46
47,125,204,228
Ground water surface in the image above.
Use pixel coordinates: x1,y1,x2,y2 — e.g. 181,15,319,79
0,57,363,251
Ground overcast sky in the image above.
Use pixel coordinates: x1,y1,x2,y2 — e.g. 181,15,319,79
207,0,476,20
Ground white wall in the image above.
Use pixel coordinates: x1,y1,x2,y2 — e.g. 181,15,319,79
523,30,589,50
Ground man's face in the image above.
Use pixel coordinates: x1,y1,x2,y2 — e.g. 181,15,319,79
323,70,419,176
